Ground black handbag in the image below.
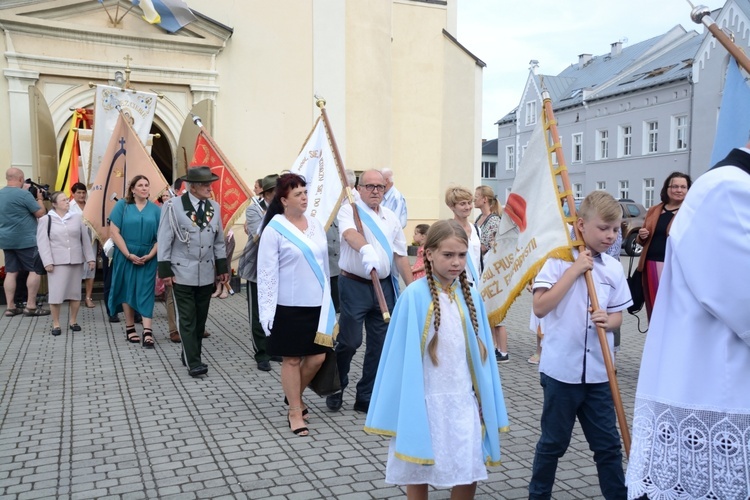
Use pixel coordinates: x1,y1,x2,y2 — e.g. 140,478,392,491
308,348,341,397
626,255,648,333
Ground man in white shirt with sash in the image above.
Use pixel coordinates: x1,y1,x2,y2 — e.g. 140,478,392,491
326,169,413,414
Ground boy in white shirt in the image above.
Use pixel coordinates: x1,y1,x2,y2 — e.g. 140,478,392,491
528,191,632,500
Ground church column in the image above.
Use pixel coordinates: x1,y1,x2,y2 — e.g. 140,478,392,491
3,69,40,177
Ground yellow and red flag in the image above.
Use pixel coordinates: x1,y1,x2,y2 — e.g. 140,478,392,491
55,109,93,195
189,126,253,234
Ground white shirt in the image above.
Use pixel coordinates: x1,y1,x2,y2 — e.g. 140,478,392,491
338,201,407,280
626,165,750,499
69,199,82,215
257,214,329,325
382,185,408,228
533,249,631,384
468,223,481,283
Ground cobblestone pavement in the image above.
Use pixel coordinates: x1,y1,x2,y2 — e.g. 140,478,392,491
0,264,647,499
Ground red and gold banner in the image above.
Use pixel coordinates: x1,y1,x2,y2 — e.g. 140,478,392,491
189,131,252,233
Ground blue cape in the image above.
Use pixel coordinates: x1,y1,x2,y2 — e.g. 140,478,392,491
364,277,509,466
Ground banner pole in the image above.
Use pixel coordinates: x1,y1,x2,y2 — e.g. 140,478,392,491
314,95,390,323
542,91,631,457
691,5,750,74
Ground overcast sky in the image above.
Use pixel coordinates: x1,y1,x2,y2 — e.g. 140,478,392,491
456,0,707,139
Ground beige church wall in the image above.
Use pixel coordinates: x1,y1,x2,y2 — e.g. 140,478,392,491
391,0,445,233
0,36,10,170
188,0,315,184
343,0,393,173
440,33,483,221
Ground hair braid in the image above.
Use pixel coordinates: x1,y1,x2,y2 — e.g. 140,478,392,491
459,271,488,363
424,258,441,366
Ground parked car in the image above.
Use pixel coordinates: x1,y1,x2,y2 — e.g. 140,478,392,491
619,199,647,256
562,198,646,256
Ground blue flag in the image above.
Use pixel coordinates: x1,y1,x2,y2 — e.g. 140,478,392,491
710,58,750,165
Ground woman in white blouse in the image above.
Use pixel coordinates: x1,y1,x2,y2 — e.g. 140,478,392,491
445,186,481,284
257,173,330,437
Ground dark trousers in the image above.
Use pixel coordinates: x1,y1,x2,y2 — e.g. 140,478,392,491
246,281,269,363
173,283,213,370
334,274,395,403
529,373,626,500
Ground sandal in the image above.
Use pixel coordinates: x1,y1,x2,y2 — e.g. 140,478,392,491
4,307,23,317
142,328,154,348
125,324,140,343
23,307,50,317
69,323,82,332
283,396,309,419
288,406,309,436
85,297,96,308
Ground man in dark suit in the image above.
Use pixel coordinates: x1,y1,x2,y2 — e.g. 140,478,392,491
157,166,228,377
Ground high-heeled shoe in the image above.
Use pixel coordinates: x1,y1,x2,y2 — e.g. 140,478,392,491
142,328,154,348
283,396,309,419
125,325,140,343
288,406,309,436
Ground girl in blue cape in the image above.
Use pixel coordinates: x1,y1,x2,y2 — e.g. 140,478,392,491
365,220,509,499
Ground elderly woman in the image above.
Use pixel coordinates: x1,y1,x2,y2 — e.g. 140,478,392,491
36,192,96,336
258,173,332,437
445,186,481,284
637,171,692,320
108,175,161,347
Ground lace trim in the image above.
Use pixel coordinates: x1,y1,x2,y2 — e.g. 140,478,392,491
257,267,277,320
627,398,750,499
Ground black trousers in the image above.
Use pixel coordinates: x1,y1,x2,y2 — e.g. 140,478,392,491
173,283,213,370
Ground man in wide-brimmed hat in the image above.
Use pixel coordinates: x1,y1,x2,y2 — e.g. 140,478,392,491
237,173,280,371
157,166,228,377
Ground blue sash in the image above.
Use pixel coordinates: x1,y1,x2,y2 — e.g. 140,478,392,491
268,217,336,346
466,252,480,285
356,203,400,299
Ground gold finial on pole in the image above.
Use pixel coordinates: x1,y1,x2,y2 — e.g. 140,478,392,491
314,94,326,109
123,54,133,89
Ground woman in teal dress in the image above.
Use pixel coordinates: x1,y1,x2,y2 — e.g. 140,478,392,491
107,175,161,348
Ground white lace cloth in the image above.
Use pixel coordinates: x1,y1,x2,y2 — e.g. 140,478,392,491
627,398,750,500
386,291,487,488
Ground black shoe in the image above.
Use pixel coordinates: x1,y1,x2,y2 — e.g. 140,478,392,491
51,327,62,336
189,365,208,377
270,355,283,362
109,314,120,323
353,400,369,414
326,391,343,411
257,360,272,371
495,349,509,363
69,323,82,332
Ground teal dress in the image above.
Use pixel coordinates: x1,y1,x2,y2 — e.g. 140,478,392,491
107,199,161,317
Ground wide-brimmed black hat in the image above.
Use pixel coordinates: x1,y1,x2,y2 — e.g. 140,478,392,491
259,173,279,194
180,166,219,183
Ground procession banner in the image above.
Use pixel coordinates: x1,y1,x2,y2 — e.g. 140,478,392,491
83,111,168,243
90,84,157,182
710,57,750,165
288,116,346,230
189,130,253,233
480,110,573,325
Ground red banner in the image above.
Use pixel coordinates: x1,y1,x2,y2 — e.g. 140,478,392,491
190,132,252,233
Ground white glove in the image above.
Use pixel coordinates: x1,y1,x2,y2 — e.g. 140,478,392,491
359,244,380,276
262,318,274,337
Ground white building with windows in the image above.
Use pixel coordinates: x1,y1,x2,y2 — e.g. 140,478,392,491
484,0,750,209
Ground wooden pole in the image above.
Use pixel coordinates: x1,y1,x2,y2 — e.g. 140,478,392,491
542,92,631,457
691,5,750,74
315,96,390,323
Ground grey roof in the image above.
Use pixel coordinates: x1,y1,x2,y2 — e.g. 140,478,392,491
496,24,705,124
482,138,498,155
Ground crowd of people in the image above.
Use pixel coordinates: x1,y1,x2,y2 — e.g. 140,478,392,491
1,153,746,498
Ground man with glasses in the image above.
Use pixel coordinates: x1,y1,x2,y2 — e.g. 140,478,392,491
327,169,413,413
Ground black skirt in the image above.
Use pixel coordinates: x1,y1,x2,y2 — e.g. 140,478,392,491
267,305,329,357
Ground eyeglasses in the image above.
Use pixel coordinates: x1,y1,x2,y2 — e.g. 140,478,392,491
668,185,688,190
361,184,386,192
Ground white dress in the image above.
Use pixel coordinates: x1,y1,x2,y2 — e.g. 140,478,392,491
385,291,487,488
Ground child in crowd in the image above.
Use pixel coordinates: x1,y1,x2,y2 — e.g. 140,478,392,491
410,223,430,280
528,191,631,500
365,220,508,499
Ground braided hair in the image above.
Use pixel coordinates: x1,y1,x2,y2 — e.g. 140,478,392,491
423,220,488,365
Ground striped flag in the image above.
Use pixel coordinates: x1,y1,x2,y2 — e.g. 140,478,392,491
135,0,197,33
